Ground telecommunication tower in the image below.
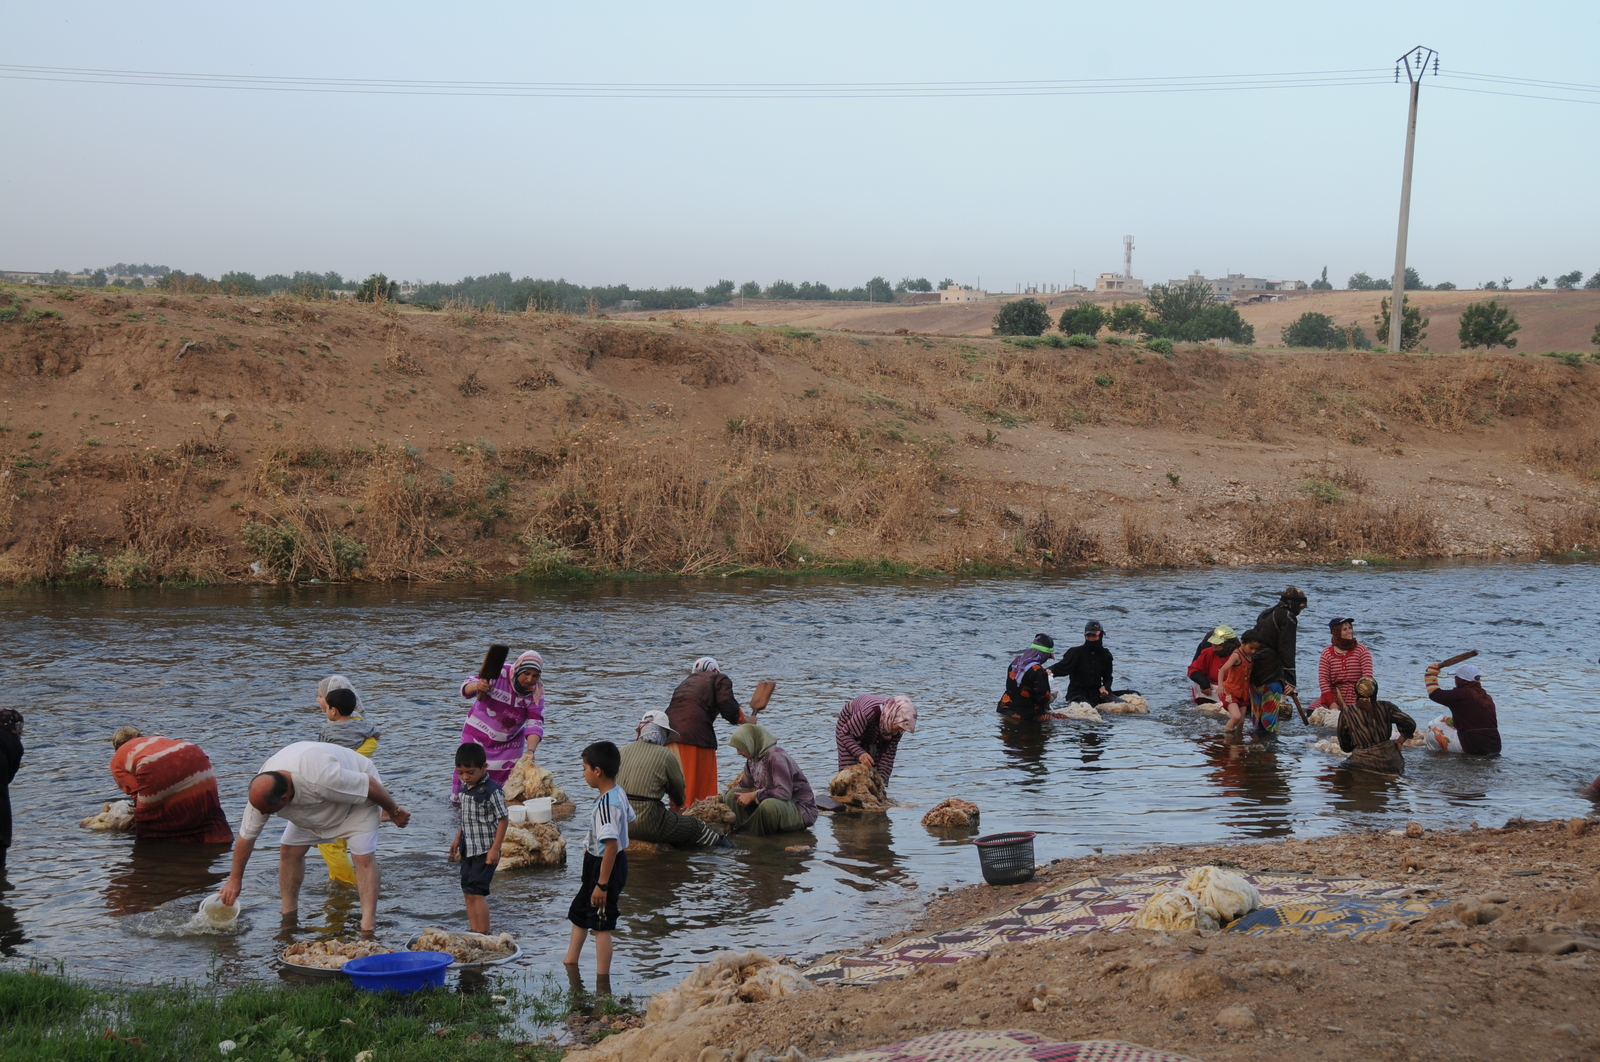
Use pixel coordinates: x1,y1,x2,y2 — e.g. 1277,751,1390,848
1123,235,1135,278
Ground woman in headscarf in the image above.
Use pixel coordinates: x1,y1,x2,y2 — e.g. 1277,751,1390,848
456,650,546,802
108,727,234,844
722,724,817,836
996,634,1056,720
1336,677,1416,775
664,656,744,809
0,710,22,880
617,711,731,848
1311,617,1374,712
834,695,917,788
1188,626,1239,705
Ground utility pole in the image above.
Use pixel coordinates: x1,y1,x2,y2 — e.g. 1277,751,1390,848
1389,45,1438,353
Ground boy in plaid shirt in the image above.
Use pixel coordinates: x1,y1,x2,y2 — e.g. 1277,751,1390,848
449,743,509,932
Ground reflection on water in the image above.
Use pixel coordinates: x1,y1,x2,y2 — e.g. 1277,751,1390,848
2,560,1598,991
104,842,230,916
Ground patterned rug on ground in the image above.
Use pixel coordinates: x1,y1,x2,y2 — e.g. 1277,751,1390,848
827,1029,1204,1062
805,865,1442,985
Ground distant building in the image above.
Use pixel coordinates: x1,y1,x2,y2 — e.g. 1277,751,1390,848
619,300,641,311
1094,272,1144,295
1168,272,1306,299
940,286,986,304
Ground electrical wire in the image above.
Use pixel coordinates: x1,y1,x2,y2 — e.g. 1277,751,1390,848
0,63,1394,99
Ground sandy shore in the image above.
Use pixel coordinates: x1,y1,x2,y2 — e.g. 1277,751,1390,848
579,815,1600,1062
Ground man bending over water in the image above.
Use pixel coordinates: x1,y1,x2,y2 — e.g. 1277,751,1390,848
218,741,410,932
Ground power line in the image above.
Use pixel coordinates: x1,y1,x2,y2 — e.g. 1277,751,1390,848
0,62,1394,99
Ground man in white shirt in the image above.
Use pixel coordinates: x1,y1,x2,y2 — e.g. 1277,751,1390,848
218,741,411,932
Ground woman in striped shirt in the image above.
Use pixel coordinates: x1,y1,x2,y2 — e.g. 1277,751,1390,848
1311,617,1374,712
109,728,234,844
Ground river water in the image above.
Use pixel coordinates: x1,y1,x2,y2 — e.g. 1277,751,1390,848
2,561,1597,994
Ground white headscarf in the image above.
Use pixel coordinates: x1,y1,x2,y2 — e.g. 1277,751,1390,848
691,657,720,674
318,674,362,715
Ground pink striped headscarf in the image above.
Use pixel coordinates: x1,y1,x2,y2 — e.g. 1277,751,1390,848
882,695,917,734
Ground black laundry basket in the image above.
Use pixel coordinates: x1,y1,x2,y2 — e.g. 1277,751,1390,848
973,831,1037,886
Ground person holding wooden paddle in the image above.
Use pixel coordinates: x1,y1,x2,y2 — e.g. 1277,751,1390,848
1423,650,1500,756
663,658,772,808
456,648,546,807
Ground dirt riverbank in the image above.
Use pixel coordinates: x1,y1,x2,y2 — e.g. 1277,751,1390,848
2,285,1598,586
578,817,1600,1062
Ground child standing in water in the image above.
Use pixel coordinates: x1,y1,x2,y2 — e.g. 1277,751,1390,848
450,743,508,933
1216,631,1261,734
564,741,634,985
315,681,379,884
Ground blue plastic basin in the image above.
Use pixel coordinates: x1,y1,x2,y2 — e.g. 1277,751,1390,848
342,951,453,993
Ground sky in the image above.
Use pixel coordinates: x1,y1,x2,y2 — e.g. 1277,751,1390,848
3,1,1597,292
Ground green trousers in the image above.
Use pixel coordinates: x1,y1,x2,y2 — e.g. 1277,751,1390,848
721,792,805,836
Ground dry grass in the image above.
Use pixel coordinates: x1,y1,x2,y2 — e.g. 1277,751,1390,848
1237,498,1439,558
1541,503,1600,555
1528,429,1600,481
1120,511,1187,567
1025,506,1102,565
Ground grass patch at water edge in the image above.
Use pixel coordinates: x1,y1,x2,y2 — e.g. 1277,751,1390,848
0,968,561,1062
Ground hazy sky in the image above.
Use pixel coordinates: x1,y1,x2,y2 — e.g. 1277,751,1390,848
4,1,1597,291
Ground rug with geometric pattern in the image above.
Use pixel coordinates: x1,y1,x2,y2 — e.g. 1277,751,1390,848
827,1029,1204,1062
805,865,1441,985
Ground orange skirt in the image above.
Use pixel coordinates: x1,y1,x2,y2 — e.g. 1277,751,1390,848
668,743,719,809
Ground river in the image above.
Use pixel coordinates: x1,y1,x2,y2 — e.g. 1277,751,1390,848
2,561,1596,993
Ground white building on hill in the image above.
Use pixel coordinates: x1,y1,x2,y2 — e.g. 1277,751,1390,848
940,286,986,304
1094,272,1143,295
1168,272,1307,298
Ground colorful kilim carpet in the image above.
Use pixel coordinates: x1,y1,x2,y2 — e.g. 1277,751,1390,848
828,1029,1203,1062
805,865,1441,985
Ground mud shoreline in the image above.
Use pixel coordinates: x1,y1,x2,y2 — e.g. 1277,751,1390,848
580,816,1600,1062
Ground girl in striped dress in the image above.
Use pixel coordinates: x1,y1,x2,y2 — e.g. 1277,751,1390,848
455,650,546,803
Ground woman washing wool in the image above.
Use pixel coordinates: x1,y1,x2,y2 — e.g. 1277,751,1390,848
456,650,546,807
834,694,916,787
618,710,731,848
665,657,745,808
722,724,817,837
996,634,1057,720
1336,677,1416,775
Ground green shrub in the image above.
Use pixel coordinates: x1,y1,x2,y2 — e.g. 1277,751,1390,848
0,306,17,322
1146,337,1174,356
1457,299,1520,349
1300,478,1345,504
242,520,301,577
103,549,152,588
1066,333,1098,348
1058,302,1106,337
1094,374,1114,387
1108,301,1147,334
62,546,104,581
992,298,1052,336
1548,351,1584,367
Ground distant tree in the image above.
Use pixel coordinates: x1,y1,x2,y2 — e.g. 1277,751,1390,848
1433,281,1457,290
1347,271,1391,291
993,298,1052,337
219,271,262,295
704,280,735,303
739,281,761,299
1531,276,1548,289
1587,271,1600,290
106,263,171,278
89,270,107,287
1311,266,1333,290
1502,276,1513,290
1059,302,1106,336
1108,302,1147,334
895,276,932,293
1281,312,1341,349
355,273,399,303
795,281,833,301
1375,296,1429,351
1593,321,1600,347
865,276,894,302
766,280,797,299
937,278,955,290
1403,266,1427,290
1144,281,1254,344
1555,270,1585,290
1457,299,1520,349
1482,280,1499,290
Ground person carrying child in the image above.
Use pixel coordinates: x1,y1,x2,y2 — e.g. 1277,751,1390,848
1216,630,1261,734
449,743,508,933
315,677,379,885
564,741,634,984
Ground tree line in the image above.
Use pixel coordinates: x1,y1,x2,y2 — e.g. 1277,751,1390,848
992,281,1255,345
